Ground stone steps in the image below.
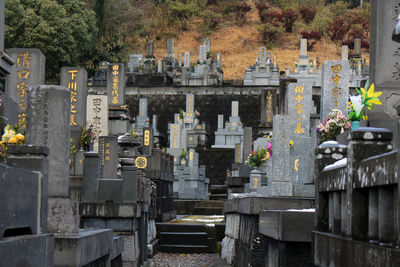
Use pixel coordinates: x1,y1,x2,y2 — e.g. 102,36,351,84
193,206,225,215
209,194,228,201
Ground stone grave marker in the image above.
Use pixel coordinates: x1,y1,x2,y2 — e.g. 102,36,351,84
184,93,195,124
204,37,211,53
258,47,267,64
142,127,154,155
354,38,361,57
146,41,154,58
158,59,162,73
166,38,174,58
199,45,207,62
243,127,252,160
269,115,291,195
6,48,45,127
60,67,88,129
0,92,18,127
184,52,190,68
169,123,181,150
287,83,312,138
26,85,70,197
178,54,182,67
320,60,350,120
235,143,242,163
99,136,118,178
341,45,348,60
107,63,125,107
216,53,222,68
86,95,108,152
128,54,143,72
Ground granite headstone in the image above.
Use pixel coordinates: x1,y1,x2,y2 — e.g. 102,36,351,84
107,63,125,106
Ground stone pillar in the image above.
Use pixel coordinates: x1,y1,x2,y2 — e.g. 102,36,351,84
315,141,347,232
346,127,393,239
26,85,80,234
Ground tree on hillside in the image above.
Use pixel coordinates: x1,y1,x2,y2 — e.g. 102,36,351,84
5,0,97,82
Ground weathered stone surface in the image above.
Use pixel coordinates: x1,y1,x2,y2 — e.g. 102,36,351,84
54,229,113,267
221,236,237,265
0,164,40,236
259,209,315,242
48,198,79,234
26,85,70,197
0,234,54,267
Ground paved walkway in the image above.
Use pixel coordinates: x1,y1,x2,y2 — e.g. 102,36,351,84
152,253,231,267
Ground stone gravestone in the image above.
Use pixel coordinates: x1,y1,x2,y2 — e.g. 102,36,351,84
60,67,88,130
128,54,143,72
184,52,190,68
268,115,291,196
107,63,125,107
204,37,211,53
99,136,118,178
135,98,149,134
26,85,70,197
287,83,313,193
165,38,175,58
6,48,45,126
341,45,348,61
199,45,207,62
216,53,222,68
146,41,154,58
320,60,350,120
258,47,267,64
178,54,182,67
142,127,154,155
184,93,195,124
86,95,108,152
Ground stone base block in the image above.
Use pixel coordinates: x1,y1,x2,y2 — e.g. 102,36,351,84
54,229,113,267
225,214,241,239
293,184,315,198
259,209,315,242
48,197,79,234
221,236,237,265
0,234,54,267
120,231,140,267
268,182,293,197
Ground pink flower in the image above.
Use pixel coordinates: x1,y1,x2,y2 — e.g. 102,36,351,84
267,143,272,150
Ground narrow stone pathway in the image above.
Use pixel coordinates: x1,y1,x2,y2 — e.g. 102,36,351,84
153,252,231,267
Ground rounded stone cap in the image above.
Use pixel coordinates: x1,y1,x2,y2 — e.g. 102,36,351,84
349,127,392,141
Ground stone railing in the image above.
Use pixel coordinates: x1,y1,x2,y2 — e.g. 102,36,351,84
314,127,399,266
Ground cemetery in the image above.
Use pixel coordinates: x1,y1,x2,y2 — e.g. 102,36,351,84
1,0,400,267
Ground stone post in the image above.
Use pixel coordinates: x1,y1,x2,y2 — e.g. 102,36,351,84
82,151,99,202
346,127,393,240
315,141,347,232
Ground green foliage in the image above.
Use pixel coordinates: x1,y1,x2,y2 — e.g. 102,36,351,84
257,23,285,49
5,0,97,82
180,149,188,159
311,6,334,35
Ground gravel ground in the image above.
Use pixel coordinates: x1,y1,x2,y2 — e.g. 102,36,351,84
152,253,230,267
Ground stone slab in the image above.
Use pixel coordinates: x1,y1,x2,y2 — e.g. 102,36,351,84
97,179,123,203
54,229,113,267
80,203,139,218
0,163,40,236
86,95,108,152
259,209,315,242
0,234,54,267
225,196,314,214
107,63,125,106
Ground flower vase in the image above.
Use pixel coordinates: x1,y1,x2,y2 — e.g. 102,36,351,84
351,120,361,131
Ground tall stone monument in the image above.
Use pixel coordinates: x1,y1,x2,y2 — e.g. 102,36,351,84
107,63,125,107
60,67,88,129
5,48,45,126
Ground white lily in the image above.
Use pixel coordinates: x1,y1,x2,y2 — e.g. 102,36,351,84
350,95,364,116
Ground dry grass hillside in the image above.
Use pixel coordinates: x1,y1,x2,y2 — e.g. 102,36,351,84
132,0,369,80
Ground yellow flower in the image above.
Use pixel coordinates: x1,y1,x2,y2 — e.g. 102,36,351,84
16,133,24,142
362,84,382,109
262,152,270,161
289,140,294,146
0,141,5,146
8,137,18,144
